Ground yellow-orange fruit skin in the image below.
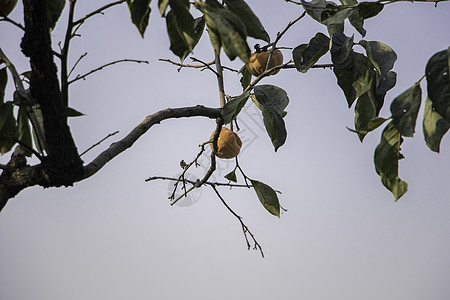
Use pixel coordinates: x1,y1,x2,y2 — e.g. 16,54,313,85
210,127,242,159
246,49,283,77
0,0,18,17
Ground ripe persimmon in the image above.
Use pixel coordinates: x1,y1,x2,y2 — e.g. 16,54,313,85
246,49,283,77
210,127,242,159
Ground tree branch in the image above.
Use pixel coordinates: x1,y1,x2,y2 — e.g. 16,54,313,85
73,0,127,26
82,105,222,180
68,59,149,85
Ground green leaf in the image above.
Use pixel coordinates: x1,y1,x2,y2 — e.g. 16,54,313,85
423,97,449,153
292,33,330,73
47,0,66,31
339,0,366,36
197,1,250,62
320,3,353,28
359,40,397,79
253,85,289,117
331,34,373,107
166,11,204,61
169,0,196,50
301,0,326,23
0,67,7,104
224,169,237,182
17,107,32,156
31,105,45,155
375,71,397,112
425,48,450,123
222,90,250,124
358,2,384,19
0,102,18,155
354,88,377,141
390,83,421,137
374,122,408,201
250,179,280,217
127,0,151,37
261,108,287,152
239,64,252,90
158,0,170,16
66,106,85,117
223,0,270,42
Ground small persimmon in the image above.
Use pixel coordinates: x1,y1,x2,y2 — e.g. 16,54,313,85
246,49,283,77
210,127,242,159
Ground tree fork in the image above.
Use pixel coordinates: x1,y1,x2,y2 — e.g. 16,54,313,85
20,0,83,186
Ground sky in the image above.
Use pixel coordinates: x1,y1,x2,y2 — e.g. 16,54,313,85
1,1,450,299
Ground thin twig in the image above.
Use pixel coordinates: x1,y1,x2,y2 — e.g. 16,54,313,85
0,17,25,31
68,52,87,78
211,185,264,258
159,58,214,70
190,57,221,77
80,131,119,157
61,0,77,106
73,0,127,26
68,59,149,85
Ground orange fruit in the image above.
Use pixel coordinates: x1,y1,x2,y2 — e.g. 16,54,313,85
210,127,242,159
246,49,283,77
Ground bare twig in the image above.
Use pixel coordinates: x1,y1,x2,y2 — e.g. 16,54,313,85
159,58,215,71
211,185,264,257
0,16,25,31
61,0,77,106
80,131,119,157
68,59,149,85
191,57,221,77
73,0,127,26
68,52,88,78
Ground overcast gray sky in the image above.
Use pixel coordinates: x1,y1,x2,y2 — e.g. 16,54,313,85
1,1,450,299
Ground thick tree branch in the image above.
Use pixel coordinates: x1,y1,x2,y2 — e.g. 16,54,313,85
21,0,84,185
82,105,222,180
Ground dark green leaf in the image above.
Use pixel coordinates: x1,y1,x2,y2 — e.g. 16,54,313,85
224,0,270,42
374,122,408,201
31,105,45,155
261,108,287,151
17,107,32,156
169,0,196,50
320,3,353,28
0,102,18,155
330,33,354,66
239,64,252,90
66,107,85,117
250,179,280,217
47,0,66,31
354,89,377,141
224,169,237,182
425,48,450,123
197,1,250,62
390,83,421,137
127,0,151,37
375,71,397,112
222,90,250,124
331,34,373,107
339,0,366,36
423,97,449,153
359,40,397,79
358,2,384,19
292,33,330,73
0,67,7,104
253,85,289,117
301,0,326,23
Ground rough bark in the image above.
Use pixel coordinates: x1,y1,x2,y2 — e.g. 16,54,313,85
20,0,84,186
